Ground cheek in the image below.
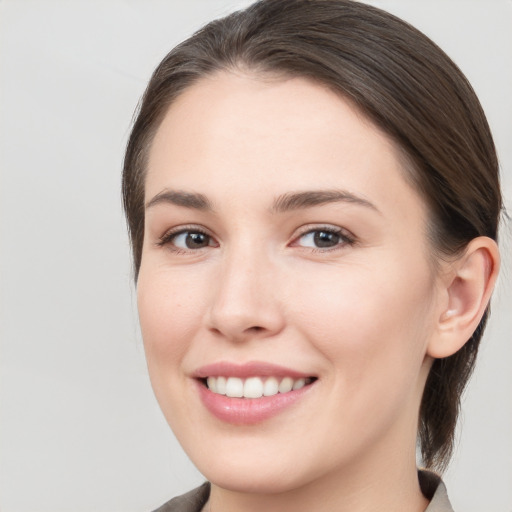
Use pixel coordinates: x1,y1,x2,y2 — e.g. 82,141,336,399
137,265,205,376
290,259,435,402
136,265,209,431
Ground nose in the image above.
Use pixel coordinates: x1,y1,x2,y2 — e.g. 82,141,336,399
206,245,285,342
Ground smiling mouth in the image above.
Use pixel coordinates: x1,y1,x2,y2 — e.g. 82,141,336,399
202,376,317,399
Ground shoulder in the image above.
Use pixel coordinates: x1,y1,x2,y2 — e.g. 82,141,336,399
151,482,210,512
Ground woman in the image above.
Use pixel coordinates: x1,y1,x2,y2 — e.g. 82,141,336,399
122,1,501,510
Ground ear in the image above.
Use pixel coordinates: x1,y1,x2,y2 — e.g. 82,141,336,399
427,236,500,359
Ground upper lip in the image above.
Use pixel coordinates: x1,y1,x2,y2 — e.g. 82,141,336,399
193,361,314,379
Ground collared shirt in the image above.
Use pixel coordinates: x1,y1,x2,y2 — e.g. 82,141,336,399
419,470,454,512
153,470,454,512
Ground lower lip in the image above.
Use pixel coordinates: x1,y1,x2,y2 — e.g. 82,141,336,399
196,380,314,425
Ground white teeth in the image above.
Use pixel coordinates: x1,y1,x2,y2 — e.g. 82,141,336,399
216,376,227,395
244,377,263,398
263,377,279,397
206,376,312,398
292,378,306,390
278,377,294,393
206,376,217,393
225,377,244,397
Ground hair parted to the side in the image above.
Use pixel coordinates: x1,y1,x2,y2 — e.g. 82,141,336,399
122,0,501,471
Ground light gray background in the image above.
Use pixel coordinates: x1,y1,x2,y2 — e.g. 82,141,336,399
1,1,510,511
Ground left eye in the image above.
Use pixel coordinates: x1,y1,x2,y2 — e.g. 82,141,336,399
295,229,348,249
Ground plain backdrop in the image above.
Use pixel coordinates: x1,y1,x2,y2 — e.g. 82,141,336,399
0,1,511,511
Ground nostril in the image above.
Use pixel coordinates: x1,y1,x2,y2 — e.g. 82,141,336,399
247,326,264,333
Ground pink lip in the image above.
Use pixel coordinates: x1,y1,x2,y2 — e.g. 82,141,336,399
195,380,314,425
193,361,312,379
192,361,316,425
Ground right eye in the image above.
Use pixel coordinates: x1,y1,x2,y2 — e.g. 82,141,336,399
173,231,211,249
158,228,218,251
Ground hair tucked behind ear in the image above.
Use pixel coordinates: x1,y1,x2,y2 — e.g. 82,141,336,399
122,0,501,471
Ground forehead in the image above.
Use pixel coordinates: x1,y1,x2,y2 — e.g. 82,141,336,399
146,71,425,220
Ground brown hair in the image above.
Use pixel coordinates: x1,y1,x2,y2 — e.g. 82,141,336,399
122,0,501,471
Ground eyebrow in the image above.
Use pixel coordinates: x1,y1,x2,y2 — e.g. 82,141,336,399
270,189,380,214
145,190,214,211
145,188,379,215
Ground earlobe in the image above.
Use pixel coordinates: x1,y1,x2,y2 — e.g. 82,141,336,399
427,236,500,359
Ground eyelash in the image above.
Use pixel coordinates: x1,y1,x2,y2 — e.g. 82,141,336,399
156,225,215,254
293,225,356,252
156,224,356,254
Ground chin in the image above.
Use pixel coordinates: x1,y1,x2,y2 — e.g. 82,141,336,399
187,434,347,497
204,463,311,495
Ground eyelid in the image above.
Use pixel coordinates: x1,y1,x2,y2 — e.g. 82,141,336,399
290,224,356,249
293,223,354,238
156,224,218,249
155,223,356,252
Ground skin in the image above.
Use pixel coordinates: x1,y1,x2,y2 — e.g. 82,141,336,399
137,71,498,512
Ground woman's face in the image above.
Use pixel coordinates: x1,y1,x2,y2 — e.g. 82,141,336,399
138,72,441,493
